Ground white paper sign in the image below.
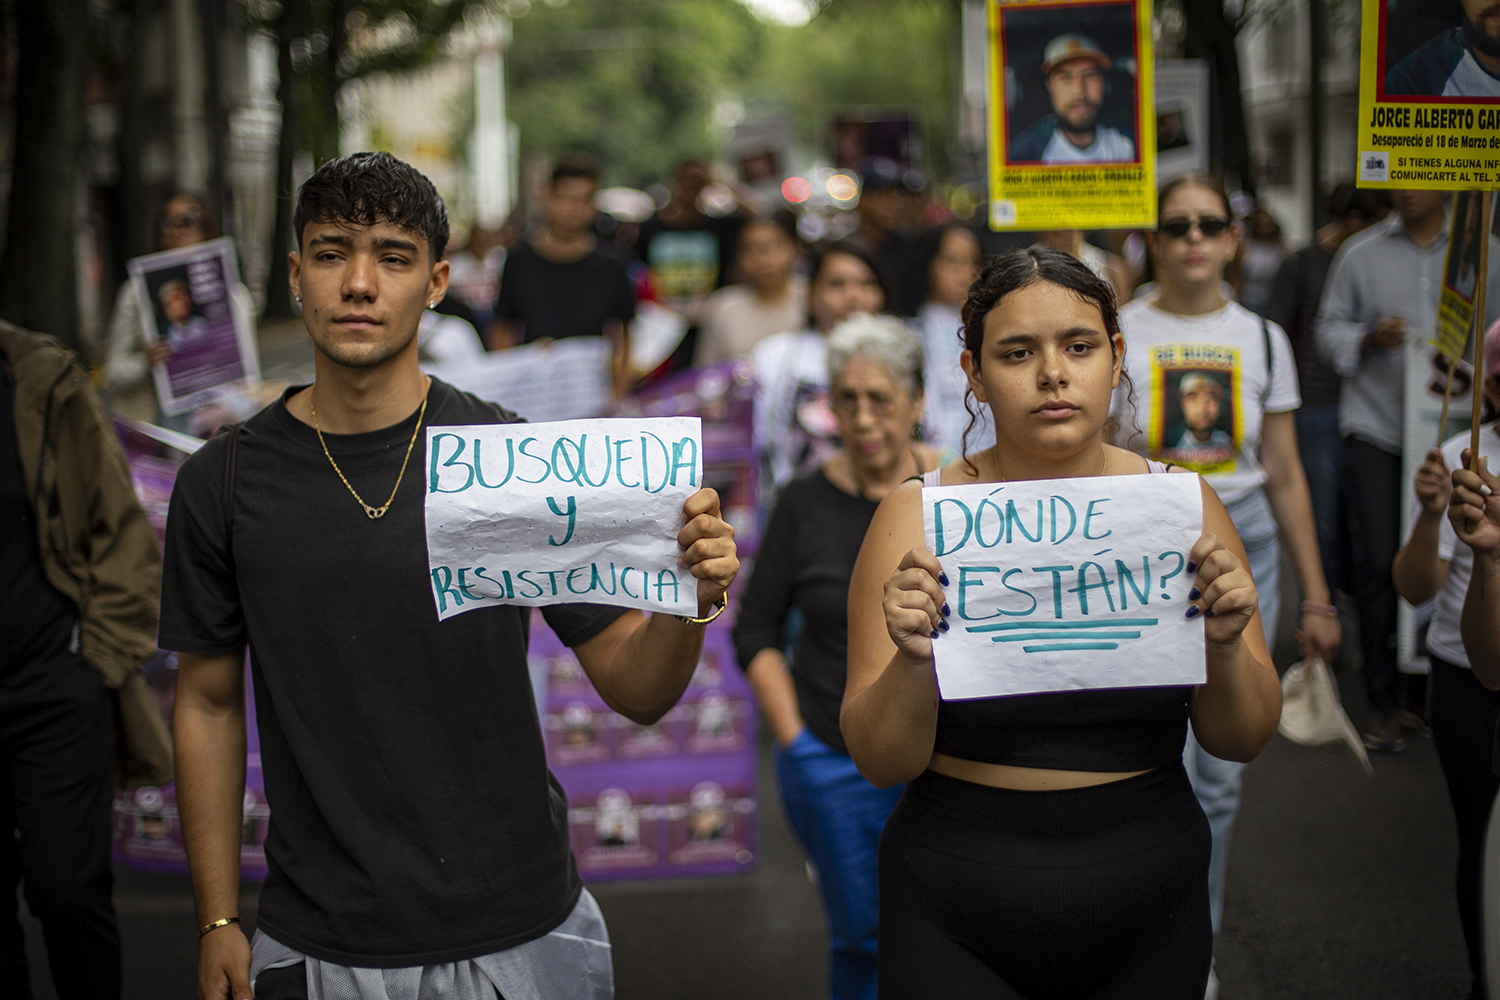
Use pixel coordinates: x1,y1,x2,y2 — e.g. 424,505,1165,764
425,417,702,621
425,337,613,424
922,473,1205,700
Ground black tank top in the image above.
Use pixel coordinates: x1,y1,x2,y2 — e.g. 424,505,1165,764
921,463,1194,772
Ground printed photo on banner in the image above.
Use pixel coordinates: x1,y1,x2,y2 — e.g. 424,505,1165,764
1435,190,1492,364
127,237,259,415
921,473,1205,700
987,0,1155,231
1356,0,1500,190
1145,343,1241,474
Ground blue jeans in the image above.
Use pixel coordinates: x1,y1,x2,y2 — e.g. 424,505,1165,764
1295,403,1344,594
775,729,904,1000
1185,485,1282,937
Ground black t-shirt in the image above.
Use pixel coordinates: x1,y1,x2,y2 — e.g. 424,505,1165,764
494,241,635,344
732,469,878,754
635,214,742,305
158,379,626,967
0,365,77,684
1267,244,1341,407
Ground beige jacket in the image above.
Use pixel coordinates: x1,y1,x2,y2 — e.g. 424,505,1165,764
0,320,173,786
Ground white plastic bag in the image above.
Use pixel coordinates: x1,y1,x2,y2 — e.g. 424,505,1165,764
1278,657,1374,776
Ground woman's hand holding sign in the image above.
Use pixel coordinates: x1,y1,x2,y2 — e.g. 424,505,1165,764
1451,450,1500,557
881,547,948,664
1183,531,1259,647
677,487,740,616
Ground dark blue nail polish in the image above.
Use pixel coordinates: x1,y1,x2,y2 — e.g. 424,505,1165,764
941,603,951,617
931,630,941,639
1188,587,1201,601
1186,561,1197,574
1205,609,1215,618
939,619,951,632
938,572,950,587
1185,606,1201,619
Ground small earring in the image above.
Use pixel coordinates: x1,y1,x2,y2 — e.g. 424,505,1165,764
428,300,436,308
294,294,301,305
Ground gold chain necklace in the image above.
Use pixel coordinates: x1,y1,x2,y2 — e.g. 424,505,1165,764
310,381,429,520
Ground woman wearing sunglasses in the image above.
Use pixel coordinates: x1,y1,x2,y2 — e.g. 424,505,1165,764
735,314,938,1000
1111,173,1340,960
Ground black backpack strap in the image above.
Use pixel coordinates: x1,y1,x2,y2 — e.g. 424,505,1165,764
1260,316,1274,409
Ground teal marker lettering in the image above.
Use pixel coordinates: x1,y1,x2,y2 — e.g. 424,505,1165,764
431,566,461,612
1069,562,1116,615
1115,557,1151,608
1032,565,1075,618
579,436,613,488
932,498,974,556
473,438,514,489
516,438,550,484
546,496,577,546
1083,498,1113,539
1006,499,1043,544
614,438,638,488
670,437,698,487
428,433,474,493
1050,496,1076,544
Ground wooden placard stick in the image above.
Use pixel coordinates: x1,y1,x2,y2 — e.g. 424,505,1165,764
1438,354,1460,447
1473,189,1493,474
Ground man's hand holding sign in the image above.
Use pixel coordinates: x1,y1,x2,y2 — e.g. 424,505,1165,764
425,415,739,724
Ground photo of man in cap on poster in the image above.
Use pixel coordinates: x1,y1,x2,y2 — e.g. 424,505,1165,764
1009,32,1137,164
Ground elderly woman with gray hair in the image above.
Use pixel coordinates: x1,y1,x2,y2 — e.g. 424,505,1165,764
734,313,937,1000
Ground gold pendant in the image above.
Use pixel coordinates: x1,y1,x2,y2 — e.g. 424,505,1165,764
366,504,388,519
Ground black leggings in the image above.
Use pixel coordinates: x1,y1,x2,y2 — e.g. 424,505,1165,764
1429,655,1500,990
878,763,1211,1000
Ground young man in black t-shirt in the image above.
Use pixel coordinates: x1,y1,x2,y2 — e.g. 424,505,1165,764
493,156,635,397
165,152,738,1000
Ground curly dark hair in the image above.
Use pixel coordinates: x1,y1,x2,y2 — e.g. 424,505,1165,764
957,245,1134,468
293,151,450,261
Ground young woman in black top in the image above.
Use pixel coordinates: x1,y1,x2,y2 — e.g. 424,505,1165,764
735,314,938,1000
842,248,1282,998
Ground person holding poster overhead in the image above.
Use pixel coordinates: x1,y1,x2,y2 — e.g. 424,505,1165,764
161,152,739,1000
735,315,936,1000
1111,173,1340,946
1392,321,1500,999
842,247,1281,998
1316,189,1500,751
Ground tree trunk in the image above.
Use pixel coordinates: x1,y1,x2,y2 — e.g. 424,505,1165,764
199,0,230,234
0,0,88,348
1183,0,1255,196
306,0,350,165
263,0,306,320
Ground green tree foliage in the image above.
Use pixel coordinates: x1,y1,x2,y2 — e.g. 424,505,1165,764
506,0,767,187
758,0,958,177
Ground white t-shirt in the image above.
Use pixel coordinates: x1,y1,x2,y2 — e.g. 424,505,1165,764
1042,125,1135,163
1427,426,1500,668
1113,298,1301,505
915,302,995,457
695,277,807,367
751,329,837,498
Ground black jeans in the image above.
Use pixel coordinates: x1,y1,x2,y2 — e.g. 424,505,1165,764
1341,437,1403,714
0,654,120,999
1429,655,1500,991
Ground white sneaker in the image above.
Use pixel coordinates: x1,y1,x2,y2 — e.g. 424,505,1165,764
1203,959,1219,1000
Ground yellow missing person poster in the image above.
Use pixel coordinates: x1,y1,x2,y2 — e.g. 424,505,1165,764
1357,0,1500,190
986,0,1156,231
1434,190,1490,361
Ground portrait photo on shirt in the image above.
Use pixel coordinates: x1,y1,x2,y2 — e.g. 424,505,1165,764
1382,1,1500,99
1150,364,1239,473
1001,1,1141,165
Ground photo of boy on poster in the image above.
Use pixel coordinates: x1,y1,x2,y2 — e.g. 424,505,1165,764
1154,367,1238,471
1383,0,1500,99
1002,2,1140,164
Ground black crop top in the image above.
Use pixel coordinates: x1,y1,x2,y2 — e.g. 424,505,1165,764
923,463,1195,772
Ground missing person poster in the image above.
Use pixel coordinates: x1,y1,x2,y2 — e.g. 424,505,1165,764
127,237,259,416
1435,190,1493,361
1357,0,1500,189
986,0,1156,230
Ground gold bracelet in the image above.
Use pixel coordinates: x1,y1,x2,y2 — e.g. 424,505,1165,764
677,594,727,626
198,916,240,938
